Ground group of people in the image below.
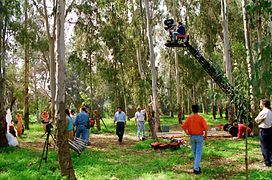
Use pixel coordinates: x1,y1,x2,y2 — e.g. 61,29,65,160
181,99,272,175
113,106,147,145
5,109,23,147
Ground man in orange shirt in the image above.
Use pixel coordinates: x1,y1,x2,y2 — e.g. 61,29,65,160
181,105,208,174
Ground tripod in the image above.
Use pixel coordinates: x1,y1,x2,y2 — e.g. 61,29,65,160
38,129,56,170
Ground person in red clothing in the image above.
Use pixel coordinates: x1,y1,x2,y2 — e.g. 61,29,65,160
181,105,208,174
233,122,252,139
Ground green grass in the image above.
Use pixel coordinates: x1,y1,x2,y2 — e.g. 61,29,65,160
0,115,271,180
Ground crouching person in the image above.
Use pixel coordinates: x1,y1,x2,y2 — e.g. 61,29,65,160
181,105,208,174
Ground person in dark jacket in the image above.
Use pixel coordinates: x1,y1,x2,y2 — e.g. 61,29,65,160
172,22,186,43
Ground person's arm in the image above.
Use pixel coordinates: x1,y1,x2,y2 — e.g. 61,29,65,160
124,112,126,128
204,130,208,140
114,113,117,127
135,113,137,126
181,118,189,135
202,118,208,140
255,110,266,124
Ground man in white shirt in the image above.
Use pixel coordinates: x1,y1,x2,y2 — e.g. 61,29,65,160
135,107,145,140
255,99,272,167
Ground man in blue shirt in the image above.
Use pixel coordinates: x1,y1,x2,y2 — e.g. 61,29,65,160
114,107,126,145
172,22,186,43
75,107,90,144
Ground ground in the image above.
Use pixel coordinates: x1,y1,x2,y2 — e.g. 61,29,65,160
0,115,272,180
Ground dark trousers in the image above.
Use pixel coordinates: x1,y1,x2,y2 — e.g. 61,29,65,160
260,127,272,166
116,122,125,142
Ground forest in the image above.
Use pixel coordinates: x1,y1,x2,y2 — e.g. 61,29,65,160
0,0,271,179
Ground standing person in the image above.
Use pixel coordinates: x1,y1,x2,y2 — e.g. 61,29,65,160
65,109,73,139
181,105,208,174
255,99,272,167
70,109,76,135
16,113,23,136
75,107,90,144
70,110,76,124
135,107,145,141
41,111,49,132
114,107,126,145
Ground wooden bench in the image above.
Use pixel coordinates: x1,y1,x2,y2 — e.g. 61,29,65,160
68,137,88,156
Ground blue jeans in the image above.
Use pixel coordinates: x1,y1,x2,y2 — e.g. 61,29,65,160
172,32,179,41
76,125,88,142
190,135,204,171
137,121,145,138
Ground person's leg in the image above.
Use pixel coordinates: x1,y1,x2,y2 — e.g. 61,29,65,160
172,32,178,41
75,126,81,138
82,128,89,143
194,136,204,171
260,129,271,166
142,122,145,138
119,122,125,143
190,136,197,164
137,121,141,139
85,128,90,144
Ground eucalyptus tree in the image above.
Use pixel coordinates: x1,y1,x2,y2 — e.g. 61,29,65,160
0,0,22,146
55,0,76,178
24,0,30,129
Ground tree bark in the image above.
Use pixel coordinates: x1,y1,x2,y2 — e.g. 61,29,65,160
144,0,160,134
24,0,30,130
221,0,235,123
172,0,182,124
0,0,8,147
56,0,76,178
42,0,57,122
241,0,258,134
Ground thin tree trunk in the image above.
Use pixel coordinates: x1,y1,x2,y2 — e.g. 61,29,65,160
24,0,30,130
256,0,265,97
242,0,258,134
144,0,159,135
169,62,174,117
221,0,234,123
172,0,182,124
0,0,8,146
218,99,223,119
55,0,76,178
42,0,57,122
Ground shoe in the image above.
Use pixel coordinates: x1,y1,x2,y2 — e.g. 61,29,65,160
199,167,201,173
193,169,201,174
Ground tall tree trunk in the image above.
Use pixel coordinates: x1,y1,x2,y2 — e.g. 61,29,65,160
42,0,57,122
55,0,76,178
221,0,234,123
169,62,174,117
144,0,160,135
24,0,30,130
242,0,257,134
172,0,182,124
0,0,8,146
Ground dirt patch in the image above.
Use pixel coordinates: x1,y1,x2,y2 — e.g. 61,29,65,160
90,134,139,150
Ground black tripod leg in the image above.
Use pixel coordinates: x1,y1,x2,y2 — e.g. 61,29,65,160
38,137,48,170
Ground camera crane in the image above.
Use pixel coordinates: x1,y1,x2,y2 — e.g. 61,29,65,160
164,19,251,136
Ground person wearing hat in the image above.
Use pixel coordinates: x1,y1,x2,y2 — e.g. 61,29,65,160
135,107,146,141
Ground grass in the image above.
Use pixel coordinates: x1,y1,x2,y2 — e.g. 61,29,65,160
0,115,271,180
